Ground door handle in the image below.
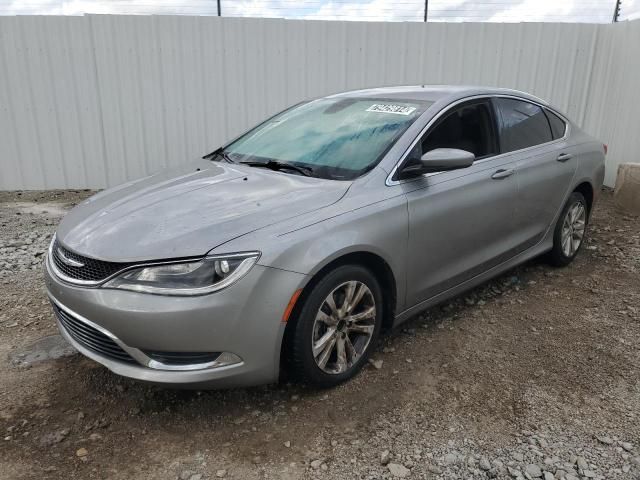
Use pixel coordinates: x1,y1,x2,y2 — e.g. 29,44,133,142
556,153,573,162
491,168,514,180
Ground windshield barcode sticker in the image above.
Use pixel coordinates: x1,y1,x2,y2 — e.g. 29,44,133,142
366,104,416,115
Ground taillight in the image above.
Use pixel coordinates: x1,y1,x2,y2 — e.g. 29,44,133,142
603,144,608,155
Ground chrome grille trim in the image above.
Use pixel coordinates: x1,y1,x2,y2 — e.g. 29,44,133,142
50,237,135,286
143,351,222,366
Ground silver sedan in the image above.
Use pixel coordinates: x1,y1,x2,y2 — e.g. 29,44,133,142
45,86,606,388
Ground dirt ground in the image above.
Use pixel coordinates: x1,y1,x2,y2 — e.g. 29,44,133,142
0,189,639,480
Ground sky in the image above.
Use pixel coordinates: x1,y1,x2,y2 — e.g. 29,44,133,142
0,0,639,22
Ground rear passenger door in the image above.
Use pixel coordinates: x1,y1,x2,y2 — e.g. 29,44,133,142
493,98,578,251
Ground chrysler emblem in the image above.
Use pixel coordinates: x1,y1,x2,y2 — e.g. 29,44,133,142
57,248,85,268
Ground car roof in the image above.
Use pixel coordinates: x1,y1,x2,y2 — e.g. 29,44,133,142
327,85,549,107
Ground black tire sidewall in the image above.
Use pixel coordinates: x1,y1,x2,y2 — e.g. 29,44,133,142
291,265,383,387
550,192,587,266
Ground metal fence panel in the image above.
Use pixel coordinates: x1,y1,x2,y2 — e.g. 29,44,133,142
0,15,638,189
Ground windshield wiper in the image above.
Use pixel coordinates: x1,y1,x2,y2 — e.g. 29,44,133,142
203,149,235,163
239,160,313,177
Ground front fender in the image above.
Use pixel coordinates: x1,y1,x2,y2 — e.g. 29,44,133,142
214,193,410,312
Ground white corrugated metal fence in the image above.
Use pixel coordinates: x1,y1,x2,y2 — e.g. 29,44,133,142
0,15,639,189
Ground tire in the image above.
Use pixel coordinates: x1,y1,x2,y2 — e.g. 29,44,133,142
548,191,588,267
288,265,383,387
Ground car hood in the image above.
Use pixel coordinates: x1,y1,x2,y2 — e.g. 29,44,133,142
57,160,350,262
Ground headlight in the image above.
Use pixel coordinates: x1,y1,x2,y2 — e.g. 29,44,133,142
103,252,260,296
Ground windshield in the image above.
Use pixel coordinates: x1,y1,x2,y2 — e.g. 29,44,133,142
221,97,431,180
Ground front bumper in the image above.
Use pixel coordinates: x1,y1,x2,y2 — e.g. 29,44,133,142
44,255,307,388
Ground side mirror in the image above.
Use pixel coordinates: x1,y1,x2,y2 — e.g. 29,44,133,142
399,148,475,179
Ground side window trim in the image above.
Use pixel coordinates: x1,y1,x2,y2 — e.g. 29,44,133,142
488,97,502,156
543,107,568,140
490,96,505,155
542,109,554,140
386,94,571,186
477,98,500,160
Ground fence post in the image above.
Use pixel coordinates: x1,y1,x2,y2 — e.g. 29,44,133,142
612,0,621,22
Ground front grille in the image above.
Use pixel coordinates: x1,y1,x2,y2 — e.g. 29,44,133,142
143,351,221,366
53,304,136,364
51,240,134,283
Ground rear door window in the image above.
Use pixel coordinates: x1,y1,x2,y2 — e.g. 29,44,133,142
545,109,567,139
495,98,553,153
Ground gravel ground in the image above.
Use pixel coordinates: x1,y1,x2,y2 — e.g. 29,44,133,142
0,189,639,480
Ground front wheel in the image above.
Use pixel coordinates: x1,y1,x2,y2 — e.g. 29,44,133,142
548,191,588,267
288,265,383,387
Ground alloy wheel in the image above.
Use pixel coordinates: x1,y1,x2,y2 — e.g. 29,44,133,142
560,200,586,257
311,280,376,374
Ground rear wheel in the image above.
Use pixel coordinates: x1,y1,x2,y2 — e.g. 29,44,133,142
289,265,383,387
548,191,588,267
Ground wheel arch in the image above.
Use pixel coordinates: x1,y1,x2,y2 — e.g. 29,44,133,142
280,250,398,371
573,180,594,216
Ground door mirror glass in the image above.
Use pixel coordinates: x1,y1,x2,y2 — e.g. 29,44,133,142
400,148,475,178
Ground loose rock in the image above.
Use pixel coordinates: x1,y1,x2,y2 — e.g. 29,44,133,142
597,435,613,445
387,463,410,478
40,428,70,446
444,453,458,465
525,464,542,478
369,359,383,370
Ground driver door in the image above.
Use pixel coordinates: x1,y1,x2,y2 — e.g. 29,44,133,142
401,98,521,307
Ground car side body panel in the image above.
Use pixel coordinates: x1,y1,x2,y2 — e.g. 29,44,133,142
571,129,607,202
